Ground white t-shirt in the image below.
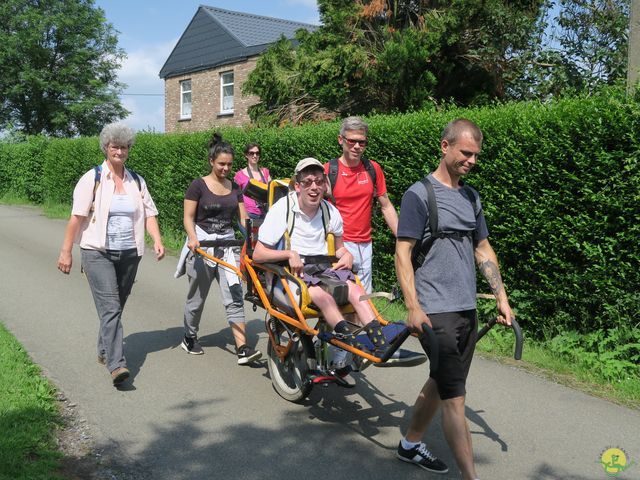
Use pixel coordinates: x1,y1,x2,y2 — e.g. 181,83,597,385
258,193,343,256
106,194,136,250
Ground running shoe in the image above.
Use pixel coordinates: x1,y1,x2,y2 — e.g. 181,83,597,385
181,336,204,355
396,441,449,474
236,345,262,365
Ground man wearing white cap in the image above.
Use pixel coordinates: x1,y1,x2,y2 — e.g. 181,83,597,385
253,158,393,367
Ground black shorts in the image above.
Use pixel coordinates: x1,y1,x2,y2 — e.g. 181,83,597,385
421,310,478,400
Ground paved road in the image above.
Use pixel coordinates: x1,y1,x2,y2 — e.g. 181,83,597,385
1,204,638,480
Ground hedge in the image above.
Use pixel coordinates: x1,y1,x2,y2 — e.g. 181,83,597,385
1,87,638,338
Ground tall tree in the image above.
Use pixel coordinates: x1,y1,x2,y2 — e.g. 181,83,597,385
555,0,629,90
509,0,629,99
243,0,546,125
0,0,128,137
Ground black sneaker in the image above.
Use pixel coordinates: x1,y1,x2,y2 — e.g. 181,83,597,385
396,441,449,474
375,348,427,367
181,336,204,355
237,345,262,365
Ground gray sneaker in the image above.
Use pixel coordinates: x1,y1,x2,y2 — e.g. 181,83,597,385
181,336,204,355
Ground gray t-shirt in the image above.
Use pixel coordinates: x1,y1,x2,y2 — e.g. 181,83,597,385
397,174,489,314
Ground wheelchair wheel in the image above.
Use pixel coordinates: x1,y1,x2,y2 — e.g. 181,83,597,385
267,319,313,403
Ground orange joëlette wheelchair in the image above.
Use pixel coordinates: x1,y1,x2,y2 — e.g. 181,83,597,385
195,178,522,403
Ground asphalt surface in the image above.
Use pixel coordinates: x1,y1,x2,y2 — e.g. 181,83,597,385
1,203,638,480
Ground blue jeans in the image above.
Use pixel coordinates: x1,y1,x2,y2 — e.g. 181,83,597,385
81,248,141,372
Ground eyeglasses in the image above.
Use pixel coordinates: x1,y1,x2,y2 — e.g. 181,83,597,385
247,151,260,156
108,144,129,151
298,178,326,188
343,137,368,147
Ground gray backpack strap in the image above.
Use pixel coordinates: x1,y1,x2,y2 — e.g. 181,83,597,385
411,177,438,270
460,184,480,245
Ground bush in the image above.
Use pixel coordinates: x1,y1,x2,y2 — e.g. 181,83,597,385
1,87,638,339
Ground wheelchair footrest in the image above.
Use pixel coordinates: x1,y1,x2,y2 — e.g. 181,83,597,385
319,323,427,367
355,323,407,351
357,323,427,367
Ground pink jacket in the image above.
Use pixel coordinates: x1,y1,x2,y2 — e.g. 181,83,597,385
71,161,159,255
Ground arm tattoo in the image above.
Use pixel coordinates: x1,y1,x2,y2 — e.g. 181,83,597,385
478,260,504,297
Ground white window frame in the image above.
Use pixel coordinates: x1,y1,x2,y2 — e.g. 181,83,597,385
180,80,192,119
219,71,234,114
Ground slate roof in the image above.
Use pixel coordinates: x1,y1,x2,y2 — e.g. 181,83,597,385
159,5,317,79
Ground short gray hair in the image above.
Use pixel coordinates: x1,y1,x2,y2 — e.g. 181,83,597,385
99,123,136,154
340,116,368,136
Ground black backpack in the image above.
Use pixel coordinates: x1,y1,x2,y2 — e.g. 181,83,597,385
411,177,480,270
327,157,377,201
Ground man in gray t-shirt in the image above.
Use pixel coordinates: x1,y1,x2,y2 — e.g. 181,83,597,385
394,119,514,479
400,174,489,314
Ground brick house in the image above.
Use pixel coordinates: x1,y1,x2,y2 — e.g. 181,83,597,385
159,6,317,133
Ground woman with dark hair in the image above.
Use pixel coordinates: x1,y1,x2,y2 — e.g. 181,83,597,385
176,133,261,364
57,122,165,386
233,142,271,221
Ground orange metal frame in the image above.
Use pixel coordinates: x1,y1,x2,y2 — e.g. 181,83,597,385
194,247,390,364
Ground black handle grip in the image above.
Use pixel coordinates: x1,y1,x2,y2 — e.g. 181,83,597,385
511,318,523,360
477,317,523,360
419,323,439,373
198,239,245,248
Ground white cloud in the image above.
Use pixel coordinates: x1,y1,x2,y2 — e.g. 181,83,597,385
116,39,176,132
117,39,177,92
121,96,165,133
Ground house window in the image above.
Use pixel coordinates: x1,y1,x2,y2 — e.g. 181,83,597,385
220,71,234,114
180,80,192,119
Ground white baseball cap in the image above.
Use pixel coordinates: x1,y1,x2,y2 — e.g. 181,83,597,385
294,157,323,175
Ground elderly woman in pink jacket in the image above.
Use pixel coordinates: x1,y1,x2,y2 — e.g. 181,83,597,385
57,123,165,386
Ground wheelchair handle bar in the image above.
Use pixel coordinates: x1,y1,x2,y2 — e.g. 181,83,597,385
477,317,523,360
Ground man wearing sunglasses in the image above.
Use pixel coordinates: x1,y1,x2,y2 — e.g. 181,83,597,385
324,116,398,295
253,158,399,375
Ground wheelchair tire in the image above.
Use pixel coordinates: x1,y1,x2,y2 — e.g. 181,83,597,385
267,320,313,403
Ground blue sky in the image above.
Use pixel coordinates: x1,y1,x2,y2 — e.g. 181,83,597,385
94,0,320,133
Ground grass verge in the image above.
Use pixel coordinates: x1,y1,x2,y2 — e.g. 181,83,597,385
0,193,69,220
0,322,64,480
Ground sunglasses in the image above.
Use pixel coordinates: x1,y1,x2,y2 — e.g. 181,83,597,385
343,137,368,147
247,151,260,156
298,178,326,188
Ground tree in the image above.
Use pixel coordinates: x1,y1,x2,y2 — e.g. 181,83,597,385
243,0,546,125
555,0,629,90
0,0,128,137
508,0,629,100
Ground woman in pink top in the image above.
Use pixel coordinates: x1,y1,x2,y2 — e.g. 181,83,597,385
233,142,271,221
57,123,165,387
